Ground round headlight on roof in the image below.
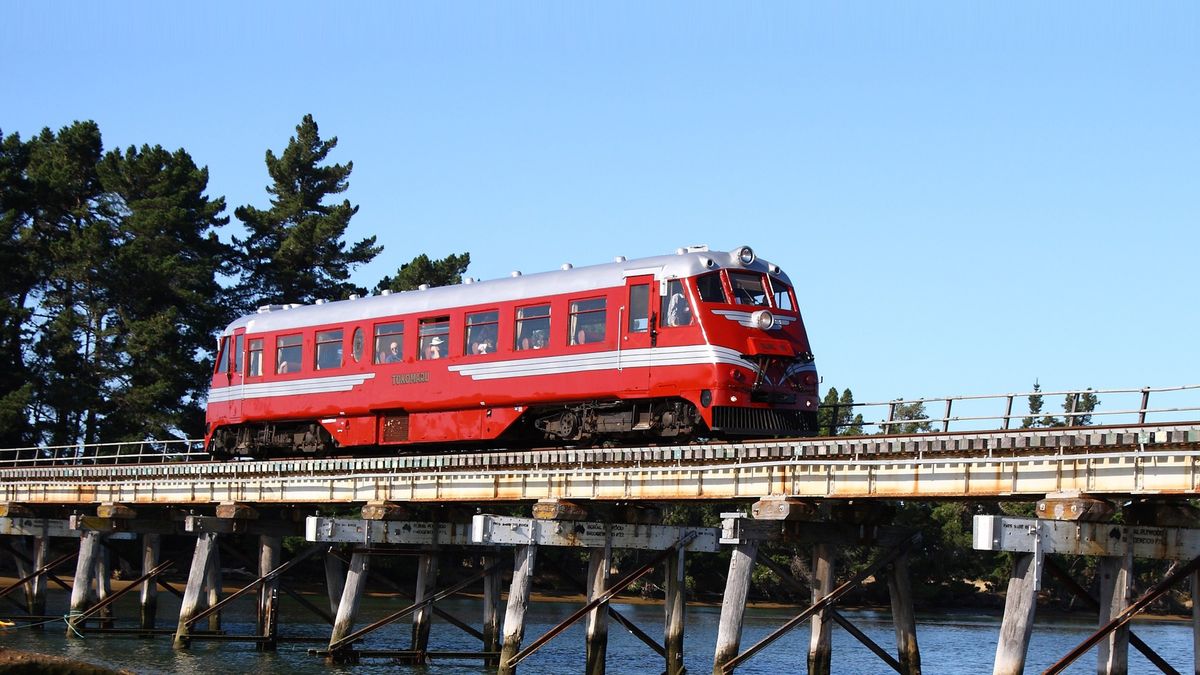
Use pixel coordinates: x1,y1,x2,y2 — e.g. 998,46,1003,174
737,246,755,265
750,309,775,330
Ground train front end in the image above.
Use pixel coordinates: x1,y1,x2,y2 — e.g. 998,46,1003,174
685,246,819,437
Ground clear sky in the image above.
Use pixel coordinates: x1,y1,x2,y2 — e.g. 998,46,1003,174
3,2,1197,415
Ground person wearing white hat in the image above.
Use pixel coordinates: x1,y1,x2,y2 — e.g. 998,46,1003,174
424,335,445,360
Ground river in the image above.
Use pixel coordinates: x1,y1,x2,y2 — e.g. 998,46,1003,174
0,591,1193,674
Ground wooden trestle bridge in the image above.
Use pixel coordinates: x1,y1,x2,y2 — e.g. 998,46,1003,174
2,385,1200,675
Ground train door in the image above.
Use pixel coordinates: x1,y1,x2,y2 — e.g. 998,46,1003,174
228,328,246,421
621,275,655,392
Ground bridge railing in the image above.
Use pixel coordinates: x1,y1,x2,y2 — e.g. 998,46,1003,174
0,439,206,469
823,384,1200,436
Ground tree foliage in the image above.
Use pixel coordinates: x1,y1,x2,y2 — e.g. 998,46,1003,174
234,114,381,308
817,386,864,436
374,251,470,293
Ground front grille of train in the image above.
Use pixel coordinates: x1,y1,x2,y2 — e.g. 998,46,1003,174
711,406,816,435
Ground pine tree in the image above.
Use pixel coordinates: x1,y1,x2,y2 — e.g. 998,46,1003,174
97,143,233,439
0,129,36,447
838,388,864,435
374,252,471,293
1062,389,1099,427
885,400,933,434
234,114,380,308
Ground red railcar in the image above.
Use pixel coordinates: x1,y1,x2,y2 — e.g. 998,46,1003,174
205,245,818,458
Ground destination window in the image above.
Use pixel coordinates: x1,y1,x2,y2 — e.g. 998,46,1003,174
515,304,550,350
315,329,343,370
276,334,302,374
374,322,404,364
569,297,606,345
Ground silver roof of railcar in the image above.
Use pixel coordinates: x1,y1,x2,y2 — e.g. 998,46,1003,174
221,245,791,336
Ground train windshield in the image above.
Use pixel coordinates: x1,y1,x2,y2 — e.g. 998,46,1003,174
695,273,727,303
728,271,769,306
769,277,796,311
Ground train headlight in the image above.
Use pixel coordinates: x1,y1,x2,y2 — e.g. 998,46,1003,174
737,246,755,266
751,309,775,330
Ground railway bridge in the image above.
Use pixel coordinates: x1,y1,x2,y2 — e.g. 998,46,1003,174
2,385,1200,674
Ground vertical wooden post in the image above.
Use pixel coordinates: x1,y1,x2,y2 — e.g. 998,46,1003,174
664,546,686,675
993,548,1044,675
585,540,612,675
1097,550,1133,675
96,541,113,628
713,541,758,675
808,542,836,675
498,544,538,675
324,547,346,617
67,530,102,636
327,551,370,660
11,537,36,615
205,545,223,632
411,550,439,659
887,551,921,675
30,535,49,624
482,553,503,667
141,533,161,629
173,531,218,649
257,534,282,651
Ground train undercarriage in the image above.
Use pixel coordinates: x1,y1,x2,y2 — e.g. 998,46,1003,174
208,397,816,460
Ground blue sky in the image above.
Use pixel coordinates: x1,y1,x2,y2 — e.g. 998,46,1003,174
3,2,1197,416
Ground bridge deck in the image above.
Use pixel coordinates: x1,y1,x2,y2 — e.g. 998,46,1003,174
1,423,1198,505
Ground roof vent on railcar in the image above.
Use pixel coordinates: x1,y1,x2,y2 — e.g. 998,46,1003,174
463,277,475,284
349,293,361,300
511,271,522,277
561,263,573,270
256,304,284,314
381,289,392,296
418,284,430,290
614,256,626,262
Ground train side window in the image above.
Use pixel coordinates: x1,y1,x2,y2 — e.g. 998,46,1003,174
466,310,499,355
351,328,364,363
234,334,244,374
374,322,404,364
661,279,693,327
729,271,769,306
628,284,649,333
569,297,606,345
515,304,550,350
419,316,450,360
215,337,228,374
770,278,795,311
695,273,727,303
276,334,302,374
315,329,343,370
248,339,263,376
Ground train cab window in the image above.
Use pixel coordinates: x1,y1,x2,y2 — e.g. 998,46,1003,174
215,337,229,374
569,298,606,345
233,334,245,374
351,328,364,363
315,329,343,370
515,304,550,350
696,273,727,303
661,279,693,327
729,271,769,306
466,310,499,355
770,278,796,311
628,284,649,333
248,338,263,376
374,322,404,364
419,316,450,360
276,334,302,374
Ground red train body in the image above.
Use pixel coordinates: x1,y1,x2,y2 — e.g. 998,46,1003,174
205,245,819,458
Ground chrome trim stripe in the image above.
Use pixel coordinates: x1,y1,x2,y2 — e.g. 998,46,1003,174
448,345,754,381
711,309,796,328
208,373,377,403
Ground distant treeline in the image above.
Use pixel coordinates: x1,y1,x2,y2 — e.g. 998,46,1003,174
0,115,467,447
